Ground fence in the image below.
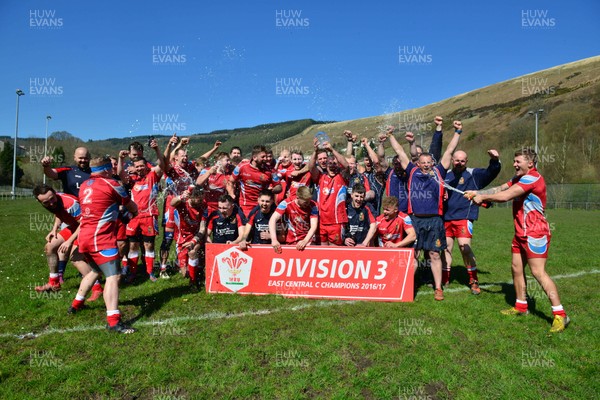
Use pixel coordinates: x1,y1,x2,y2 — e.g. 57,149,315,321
0,186,33,200
1,184,598,210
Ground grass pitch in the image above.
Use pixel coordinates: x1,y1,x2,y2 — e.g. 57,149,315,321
0,200,598,399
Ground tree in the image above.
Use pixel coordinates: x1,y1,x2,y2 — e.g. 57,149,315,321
49,131,82,142
0,142,24,186
50,146,66,167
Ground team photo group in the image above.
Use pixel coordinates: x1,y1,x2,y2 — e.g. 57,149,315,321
31,116,569,335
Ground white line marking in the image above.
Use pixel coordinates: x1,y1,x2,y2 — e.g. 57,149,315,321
2,269,598,340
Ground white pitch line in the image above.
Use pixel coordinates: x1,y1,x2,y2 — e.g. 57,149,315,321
0,300,350,340
2,269,598,340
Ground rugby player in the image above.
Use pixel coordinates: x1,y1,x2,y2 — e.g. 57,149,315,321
269,186,319,253
442,149,501,294
69,156,138,334
308,138,350,245
466,148,569,333
344,184,377,247
391,121,463,301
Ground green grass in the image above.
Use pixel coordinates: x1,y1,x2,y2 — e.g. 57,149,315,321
0,200,599,399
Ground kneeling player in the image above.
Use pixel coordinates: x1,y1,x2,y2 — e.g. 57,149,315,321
376,196,416,248
344,183,377,247
238,190,285,251
269,186,319,253
206,195,246,244
33,184,93,292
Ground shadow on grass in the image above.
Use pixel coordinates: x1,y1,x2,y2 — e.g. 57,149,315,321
479,279,553,324
121,283,193,324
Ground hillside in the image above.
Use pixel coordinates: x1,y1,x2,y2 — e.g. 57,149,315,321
277,55,600,185
8,56,600,187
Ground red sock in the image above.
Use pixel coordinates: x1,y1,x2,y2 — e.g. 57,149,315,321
92,282,103,292
71,298,85,310
552,305,567,318
188,258,199,283
515,299,528,313
145,251,155,275
128,252,139,275
442,269,450,285
49,275,60,286
106,311,121,327
466,266,478,282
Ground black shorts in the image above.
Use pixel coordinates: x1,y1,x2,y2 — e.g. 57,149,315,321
410,215,447,252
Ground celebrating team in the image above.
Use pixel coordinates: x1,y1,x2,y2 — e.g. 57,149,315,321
32,117,569,334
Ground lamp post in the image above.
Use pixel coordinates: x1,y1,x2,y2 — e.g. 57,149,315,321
43,115,52,184
11,89,25,200
528,109,544,155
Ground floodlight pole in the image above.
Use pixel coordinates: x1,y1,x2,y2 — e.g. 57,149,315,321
528,109,544,155
43,115,52,184
11,89,25,200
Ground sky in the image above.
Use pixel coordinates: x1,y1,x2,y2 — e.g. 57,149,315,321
0,0,598,142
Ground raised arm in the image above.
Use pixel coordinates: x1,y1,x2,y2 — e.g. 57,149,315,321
376,131,389,170
170,136,189,163
344,130,356,156
41,157,59,180
117,150,131,184
324,141,349,170
439,121,463,170
428,116,444,162
361,138,384,173
388,129,410,170
149,139,165,175
307,139,321,183
200,140,222,160
164,133,178,165
472,149,502,188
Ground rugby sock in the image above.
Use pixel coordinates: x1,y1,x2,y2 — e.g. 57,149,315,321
466,266,479,282
144,251,155,275
121,256,128,269
106,310,121,327
515,299,528,313
57,260,67,275
128,251,140,275
49,273,60,287
551,305,567,318
442,267,451,285
92,281,103,292
71,294,86,310
188,258,199,283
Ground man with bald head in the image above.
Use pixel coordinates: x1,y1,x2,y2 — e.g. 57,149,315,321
42,147,91,197
442,149,501,294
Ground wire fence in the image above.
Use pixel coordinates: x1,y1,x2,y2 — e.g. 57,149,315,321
1,184,599,210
